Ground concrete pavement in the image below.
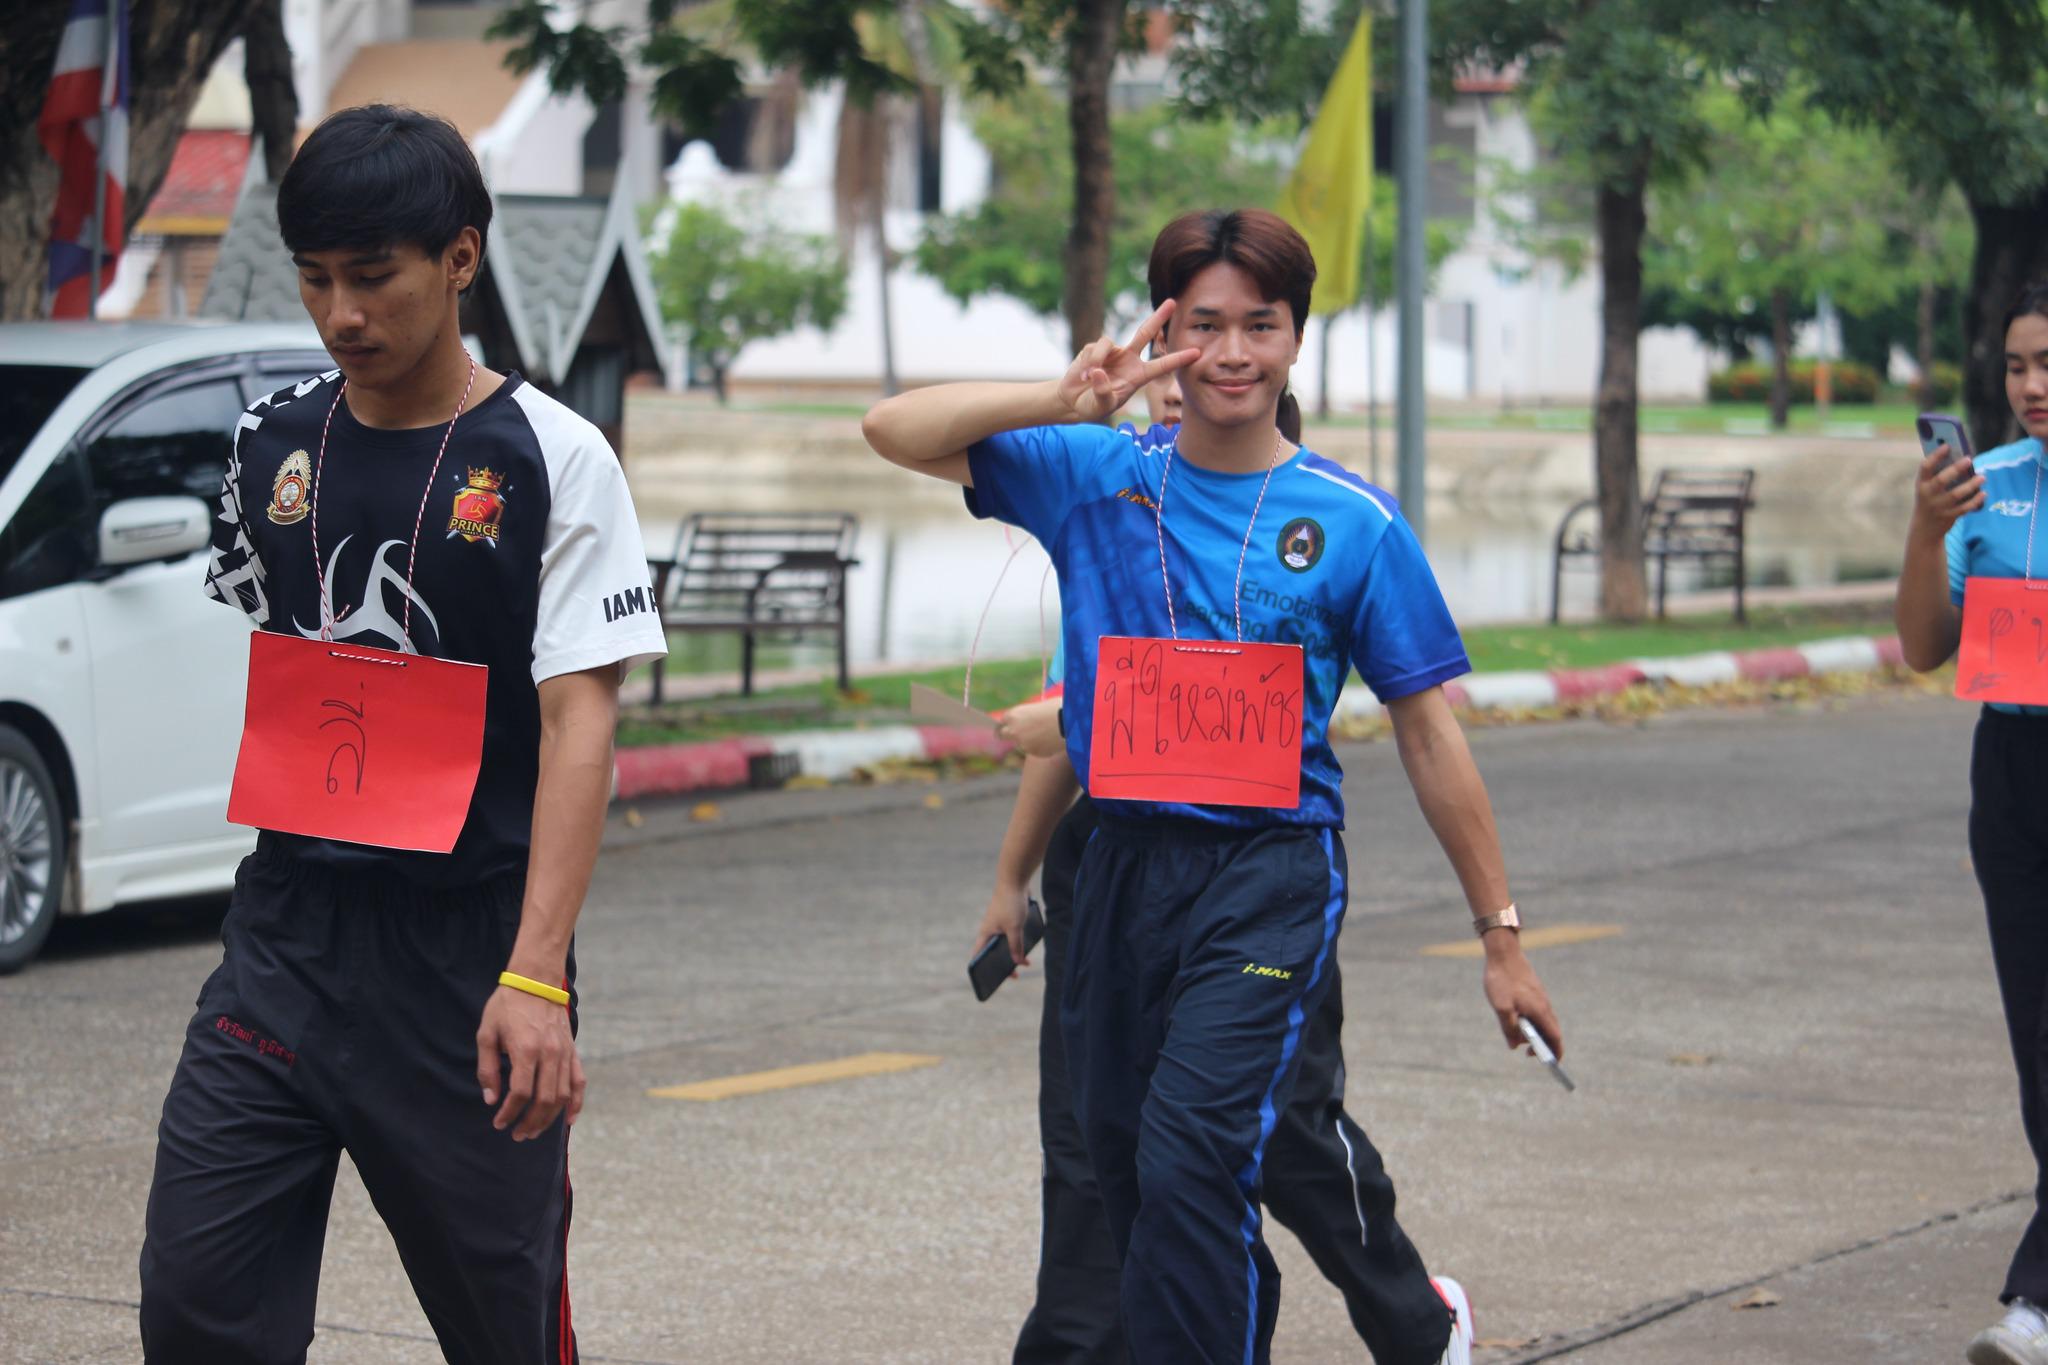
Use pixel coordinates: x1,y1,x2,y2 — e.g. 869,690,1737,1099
0,691,2029,1363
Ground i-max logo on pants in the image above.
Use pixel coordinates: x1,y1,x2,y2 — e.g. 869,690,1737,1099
1241,963,1294,981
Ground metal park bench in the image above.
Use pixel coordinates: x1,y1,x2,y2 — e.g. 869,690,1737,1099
645,511,860,702
1550,467,1757,623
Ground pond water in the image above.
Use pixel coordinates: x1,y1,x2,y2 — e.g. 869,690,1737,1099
643,489,1905,682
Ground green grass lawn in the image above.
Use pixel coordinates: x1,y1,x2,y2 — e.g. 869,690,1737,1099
1460,600,1897,672
616,601,1897,747
1423,402,1922,437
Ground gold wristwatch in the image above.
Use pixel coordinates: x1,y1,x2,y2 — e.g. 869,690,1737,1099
1472,903,1521,938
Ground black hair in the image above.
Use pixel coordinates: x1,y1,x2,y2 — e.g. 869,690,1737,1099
277,104,491,286
2005,281,2048,340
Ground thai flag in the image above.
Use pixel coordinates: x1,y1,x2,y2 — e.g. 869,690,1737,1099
38,0,129,319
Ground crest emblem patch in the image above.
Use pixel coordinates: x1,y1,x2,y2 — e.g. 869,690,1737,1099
1277,517,1324,573
267,451,312,525
447,467,505,545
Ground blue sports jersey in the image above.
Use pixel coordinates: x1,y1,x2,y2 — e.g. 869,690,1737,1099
1947,436,2048,716
967,420,1469,828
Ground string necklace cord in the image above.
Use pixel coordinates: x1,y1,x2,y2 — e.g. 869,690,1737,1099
311,355,479,650
964,533,1030,708
2026,447,2043,585
1152,427,1287,643
1037,557,1055,691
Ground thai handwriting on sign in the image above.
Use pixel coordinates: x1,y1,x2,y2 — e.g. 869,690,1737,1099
320,686,366,796
1088,636,1305,809
1956,578,2048,706
228,631,488,853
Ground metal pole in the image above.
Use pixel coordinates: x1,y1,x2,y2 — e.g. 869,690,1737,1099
1365,209,1380,485
1396,0,1428,540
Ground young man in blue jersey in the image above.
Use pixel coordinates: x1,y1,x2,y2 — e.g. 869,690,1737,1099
984,375,1469,1365
867,208,1562,1365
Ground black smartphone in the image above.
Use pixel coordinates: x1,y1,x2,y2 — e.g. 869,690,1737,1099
969,897,1047,1001
1917,412,1972,472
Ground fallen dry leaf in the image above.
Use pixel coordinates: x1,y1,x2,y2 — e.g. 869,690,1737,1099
923,793,945,809
689,801,721,822
1734,1287,1782,1310
623,807,644,828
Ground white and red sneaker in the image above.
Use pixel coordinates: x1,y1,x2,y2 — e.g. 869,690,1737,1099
1431,1276,1473,1365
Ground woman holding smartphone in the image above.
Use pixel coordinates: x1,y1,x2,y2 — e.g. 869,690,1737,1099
1898,282,2048,1365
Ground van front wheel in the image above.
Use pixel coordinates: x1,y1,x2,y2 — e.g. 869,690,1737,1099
0,725,64,973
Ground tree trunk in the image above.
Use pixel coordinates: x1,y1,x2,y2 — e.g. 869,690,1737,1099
1062,0,1124,354
1916,277,1938,410
0,0,258,320
242,0,297,182
1594,174,1649,623
712,362,729,405
1964,191,2048,451
1768,288,1792,430
875,209,899,398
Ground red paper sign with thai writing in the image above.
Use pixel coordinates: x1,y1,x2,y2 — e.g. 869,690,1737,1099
1956,578,2048,706
1088,636,1304,808
227,632,488,852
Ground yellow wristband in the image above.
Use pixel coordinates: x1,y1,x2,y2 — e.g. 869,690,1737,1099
498,971,570,1007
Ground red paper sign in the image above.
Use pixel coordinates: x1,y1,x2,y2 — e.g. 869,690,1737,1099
1088,636,1304,808
1955,577,2048,706
227,632,488,852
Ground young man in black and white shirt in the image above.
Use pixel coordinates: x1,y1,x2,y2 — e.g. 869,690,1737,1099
139,105,667,1365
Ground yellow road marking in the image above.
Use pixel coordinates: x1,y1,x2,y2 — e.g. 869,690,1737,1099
1421,923,1625,959
648,1051,942,1102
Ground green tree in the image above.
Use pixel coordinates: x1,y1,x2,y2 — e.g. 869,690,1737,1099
1644,92,1907,429
914,93,1291,329
1779,0,2040,445
1431,1,1770,621
652,201,848,403
490,0,1158,356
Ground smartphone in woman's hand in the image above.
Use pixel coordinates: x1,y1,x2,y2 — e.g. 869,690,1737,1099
1918,412,1973,472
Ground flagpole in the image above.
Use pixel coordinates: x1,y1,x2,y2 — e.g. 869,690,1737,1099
1365,208,1379,486
1396,0,1428,543
87,4,118,319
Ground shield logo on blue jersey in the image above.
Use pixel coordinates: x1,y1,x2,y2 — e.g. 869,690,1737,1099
1277,517,1324,573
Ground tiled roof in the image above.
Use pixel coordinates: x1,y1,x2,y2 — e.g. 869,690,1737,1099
494,193,607,352
200,183,667,387
197,187,300,323
136,131,251,236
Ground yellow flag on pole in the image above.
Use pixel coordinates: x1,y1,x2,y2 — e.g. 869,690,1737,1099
1277,13,1372,315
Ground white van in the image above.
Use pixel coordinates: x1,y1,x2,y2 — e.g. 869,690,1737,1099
0,321,330,970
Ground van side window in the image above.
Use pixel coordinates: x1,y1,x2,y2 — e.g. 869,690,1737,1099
83,380,246,516
0,447,94,601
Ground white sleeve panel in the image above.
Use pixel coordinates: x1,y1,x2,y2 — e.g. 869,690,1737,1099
514,386,670,685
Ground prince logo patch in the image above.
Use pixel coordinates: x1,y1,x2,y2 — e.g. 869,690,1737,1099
447,467,505,545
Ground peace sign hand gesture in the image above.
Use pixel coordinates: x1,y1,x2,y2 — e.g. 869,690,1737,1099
1055,300,1202,423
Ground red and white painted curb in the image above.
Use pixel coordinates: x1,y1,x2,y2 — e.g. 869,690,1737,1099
1334,633,1906,725
615,634,1909,803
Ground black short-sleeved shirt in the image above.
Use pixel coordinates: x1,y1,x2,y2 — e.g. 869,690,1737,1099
204,370,667,886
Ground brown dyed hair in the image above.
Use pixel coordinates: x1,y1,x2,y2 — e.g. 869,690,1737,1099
1147,209,1317,442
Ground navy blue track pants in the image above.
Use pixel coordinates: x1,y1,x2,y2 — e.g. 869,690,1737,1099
1063,817,1352,1365
1016,797,1449,1365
